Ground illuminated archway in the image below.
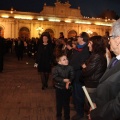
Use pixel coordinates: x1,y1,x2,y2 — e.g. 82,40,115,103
68,30,77,38
45,29,54,38
19,27,30,39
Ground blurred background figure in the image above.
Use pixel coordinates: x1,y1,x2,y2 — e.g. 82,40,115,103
59,32,64,39
15,37,24,61
0,36,5,73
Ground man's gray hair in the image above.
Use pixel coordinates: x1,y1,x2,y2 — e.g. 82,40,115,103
112,19,120,37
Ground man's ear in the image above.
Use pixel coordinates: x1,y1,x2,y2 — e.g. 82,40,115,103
117,37,120,46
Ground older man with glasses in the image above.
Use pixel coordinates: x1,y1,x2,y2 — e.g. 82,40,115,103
89,19,120,120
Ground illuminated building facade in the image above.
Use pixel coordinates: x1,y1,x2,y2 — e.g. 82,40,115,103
0,1,115,39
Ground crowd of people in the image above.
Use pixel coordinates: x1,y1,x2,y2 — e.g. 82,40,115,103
0,18,120,120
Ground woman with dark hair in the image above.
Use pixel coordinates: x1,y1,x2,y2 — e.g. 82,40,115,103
82,35,107,93
81,35,107,116
35,32,53,90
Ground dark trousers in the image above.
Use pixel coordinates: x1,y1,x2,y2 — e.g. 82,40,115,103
72,82,85,117
0,56,3,72
16,51,23,60
56,88,71,120
40,72,49,88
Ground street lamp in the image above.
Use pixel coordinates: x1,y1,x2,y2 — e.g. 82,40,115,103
86,29,93,36
10,7,14,14
36,26,43,37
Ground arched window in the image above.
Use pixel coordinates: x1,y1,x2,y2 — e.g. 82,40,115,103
45,29,54,38
0,27,4,37
68,30,77,38
19,27,30,39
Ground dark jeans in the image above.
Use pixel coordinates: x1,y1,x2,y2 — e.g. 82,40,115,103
72,82,85,117
56,88,71,120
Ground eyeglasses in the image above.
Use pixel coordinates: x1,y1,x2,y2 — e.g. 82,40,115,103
108,35,118,40
109,35,118,39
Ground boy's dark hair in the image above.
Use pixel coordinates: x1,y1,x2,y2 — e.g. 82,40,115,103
66,40,72,47
56,53,67,63
80,32,89,43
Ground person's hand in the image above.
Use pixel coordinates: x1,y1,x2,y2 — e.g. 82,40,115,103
81,63,86,68
66,81,71,89
87,114,91,120
88,103,97,120
90,103,97,111
64,79,69,83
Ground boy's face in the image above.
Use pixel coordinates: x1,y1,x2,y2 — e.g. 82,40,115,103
58,56,68,65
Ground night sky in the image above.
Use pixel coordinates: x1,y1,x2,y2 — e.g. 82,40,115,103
0,0,120,17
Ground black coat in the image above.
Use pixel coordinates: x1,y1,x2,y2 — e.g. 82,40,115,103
52,64,74,89
36,44,53,72
82,54,107,88
90,58,120,120
0,37,5,56
15,40,24,55
69,44,90,83
0,37,5,72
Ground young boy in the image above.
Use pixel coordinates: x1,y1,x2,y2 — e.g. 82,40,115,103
52,54,74,120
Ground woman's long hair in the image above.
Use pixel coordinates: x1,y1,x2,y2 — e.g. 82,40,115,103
89,36,106,55
37,32,52,45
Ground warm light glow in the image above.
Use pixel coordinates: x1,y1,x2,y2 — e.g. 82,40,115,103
36,27,43,31
48,18,60,22
65,20,71,23
38,18,44,20
10,7,14,14
14,15,33,20
36,26,44,36
75,21,91,24
94,22,112,26
10,11,13,14
1,15,9,18
86,29,93,34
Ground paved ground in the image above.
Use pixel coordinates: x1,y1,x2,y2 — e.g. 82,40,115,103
0,53,87,120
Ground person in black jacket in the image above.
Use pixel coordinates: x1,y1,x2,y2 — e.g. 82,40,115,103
70,32,90,120
52,54,74,120
82,36,107,92
81,36,107,115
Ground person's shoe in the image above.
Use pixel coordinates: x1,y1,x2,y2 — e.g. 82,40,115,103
42,86,45,90
71,114,83,120
45,84,48,88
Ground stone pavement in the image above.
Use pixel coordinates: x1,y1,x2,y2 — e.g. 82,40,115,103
0,53,87,120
